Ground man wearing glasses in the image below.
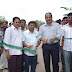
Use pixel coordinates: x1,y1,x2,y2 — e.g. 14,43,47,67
4,17,23,72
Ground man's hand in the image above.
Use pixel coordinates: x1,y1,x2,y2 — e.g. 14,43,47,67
33,46,37,50
22,41,33,49
50,38,54,43
42,39,48,44
40,37,48,44
6,50,11,60
0,47,4,54
6,53,11,60
50,37,58,43
27,45,33,48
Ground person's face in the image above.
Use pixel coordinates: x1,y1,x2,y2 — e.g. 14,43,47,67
0,24,3,28
18,23,21,27
63,18,68,24
68,15,72,24
35,23,38,28
28,23,35,31
2,22,7,29
13,19,20,29
45,13,52,24
21,21,26,27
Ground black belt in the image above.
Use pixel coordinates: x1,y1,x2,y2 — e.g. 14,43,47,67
45,42,58,45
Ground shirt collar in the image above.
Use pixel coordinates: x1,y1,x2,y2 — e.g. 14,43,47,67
12,25,20,30
66,23,72,28
45,22,53,26
11,25,15,29
66,23,70,26
28,29,35,34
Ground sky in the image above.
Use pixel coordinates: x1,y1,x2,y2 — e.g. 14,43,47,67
0,0,72,23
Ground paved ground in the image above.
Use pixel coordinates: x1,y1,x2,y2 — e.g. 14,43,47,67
3,44,62,72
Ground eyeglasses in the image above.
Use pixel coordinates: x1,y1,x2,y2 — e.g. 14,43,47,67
15,22,20,23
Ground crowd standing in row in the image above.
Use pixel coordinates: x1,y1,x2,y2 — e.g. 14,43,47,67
0,12,72,72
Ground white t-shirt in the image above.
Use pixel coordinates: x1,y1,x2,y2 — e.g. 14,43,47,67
62,23,72,51
4,25,22,55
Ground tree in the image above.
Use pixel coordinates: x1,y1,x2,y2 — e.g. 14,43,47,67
35,20,45,27
60,7,72,16
0,16,5,23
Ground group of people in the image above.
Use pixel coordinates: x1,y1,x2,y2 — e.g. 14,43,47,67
0,12,72,72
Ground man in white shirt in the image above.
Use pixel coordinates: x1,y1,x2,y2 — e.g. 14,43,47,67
4,17,23,72
60,17,68,72
62,12,72,72
22,21,40,72
20,19,26,32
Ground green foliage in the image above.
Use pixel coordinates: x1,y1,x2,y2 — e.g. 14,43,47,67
61,7,69,11
60,7,72,11
60,7,72,16
35,20,44,27
0,16,5,23
63,14,68,16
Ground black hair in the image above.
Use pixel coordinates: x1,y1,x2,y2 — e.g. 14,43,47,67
56,19,61,24
45,12,52,18
28,21,36,26
13,17,20,22
67,12,72,16
9,23,11,25
63,17,68,20
20,19,26,23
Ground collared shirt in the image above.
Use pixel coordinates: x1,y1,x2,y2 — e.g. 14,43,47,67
22,29,39,56
62,23,72,51
20,27,26,33
4,25,22,55
37,22,61,44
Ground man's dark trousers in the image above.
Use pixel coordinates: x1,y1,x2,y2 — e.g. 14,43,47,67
42,43,59,72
